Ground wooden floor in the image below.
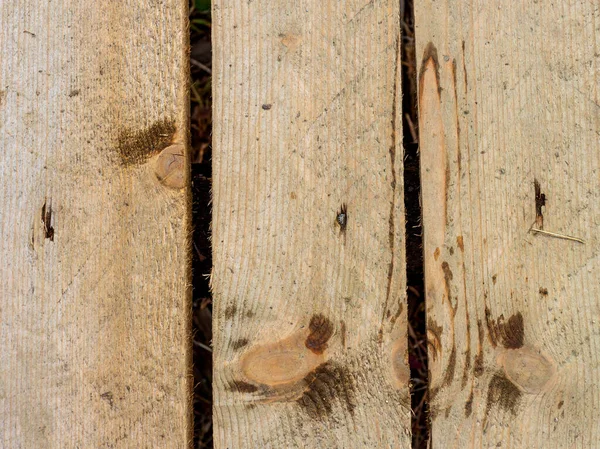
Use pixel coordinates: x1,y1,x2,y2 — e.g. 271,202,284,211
1,0,599,448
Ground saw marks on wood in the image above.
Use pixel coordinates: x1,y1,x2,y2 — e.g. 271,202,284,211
212,0,411,447
415,0,600,447
0,1,191,447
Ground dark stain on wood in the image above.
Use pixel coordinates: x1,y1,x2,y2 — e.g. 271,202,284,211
461,40,468,91
441,261,453,283
477,319,484,345
462,342,471,389
232,338,249,350
427,318,443,360
41,199,54,241
224,305,237,319
534,179,546,229
228,380,259,394
457,235,464,252
539,287,548,296
380,39,401,346
429,343,457,406
473,320,484,377
465,390,474,417
452,58,462,175
492,275,497,285
558,400,564,409
305,314,334,354
442,345,457,388
473,352,484,378
462,268,472,384
441,261,453,304
389,302,403,327
419,42,441,97
486,372,522,416
30,221,35,249
445,165,451,225
451,57,458,93
428,318,443,338
485,308,524,349
117,118,176,166
297,361,356,420
377,328,384,345
483,307,496,345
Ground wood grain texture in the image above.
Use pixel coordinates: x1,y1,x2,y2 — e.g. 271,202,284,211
415,1,600,447
212,0,410,447
0,1,191,448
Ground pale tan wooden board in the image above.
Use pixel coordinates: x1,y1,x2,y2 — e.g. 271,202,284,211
0,1,191,447
415,1,600,447
212,0,411,447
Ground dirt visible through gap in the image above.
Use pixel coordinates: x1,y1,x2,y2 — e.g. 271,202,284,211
190,1,213,447
400,1,429,447
189,1,427,447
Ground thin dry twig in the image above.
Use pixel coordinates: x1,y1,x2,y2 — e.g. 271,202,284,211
530,227,585,244
194,340,213,353
405,113,418,143
191,58,212,74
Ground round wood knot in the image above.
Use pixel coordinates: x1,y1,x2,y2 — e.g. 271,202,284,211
154,143,185,189
501,348,555,393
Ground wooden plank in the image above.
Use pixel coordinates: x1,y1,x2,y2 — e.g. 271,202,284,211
415,1,600,447
212,0,411,447
0,1,191,447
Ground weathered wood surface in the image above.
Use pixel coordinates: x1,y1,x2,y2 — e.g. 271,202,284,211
0,1,191,447
415,1,600,447
212,0,410,447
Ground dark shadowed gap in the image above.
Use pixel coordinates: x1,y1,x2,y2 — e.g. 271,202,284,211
190,1,213,447
191,163,213,448
400,0,429,448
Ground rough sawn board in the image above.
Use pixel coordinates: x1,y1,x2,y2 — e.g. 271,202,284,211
415,0,600,447
212,0,411,447
0,1,191,447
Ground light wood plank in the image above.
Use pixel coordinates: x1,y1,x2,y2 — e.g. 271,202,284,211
212,0,411,447
0,1,191,447
415,1,600,447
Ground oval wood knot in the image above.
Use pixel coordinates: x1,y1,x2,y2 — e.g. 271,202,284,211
501,348,555,393
240,315,334,387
